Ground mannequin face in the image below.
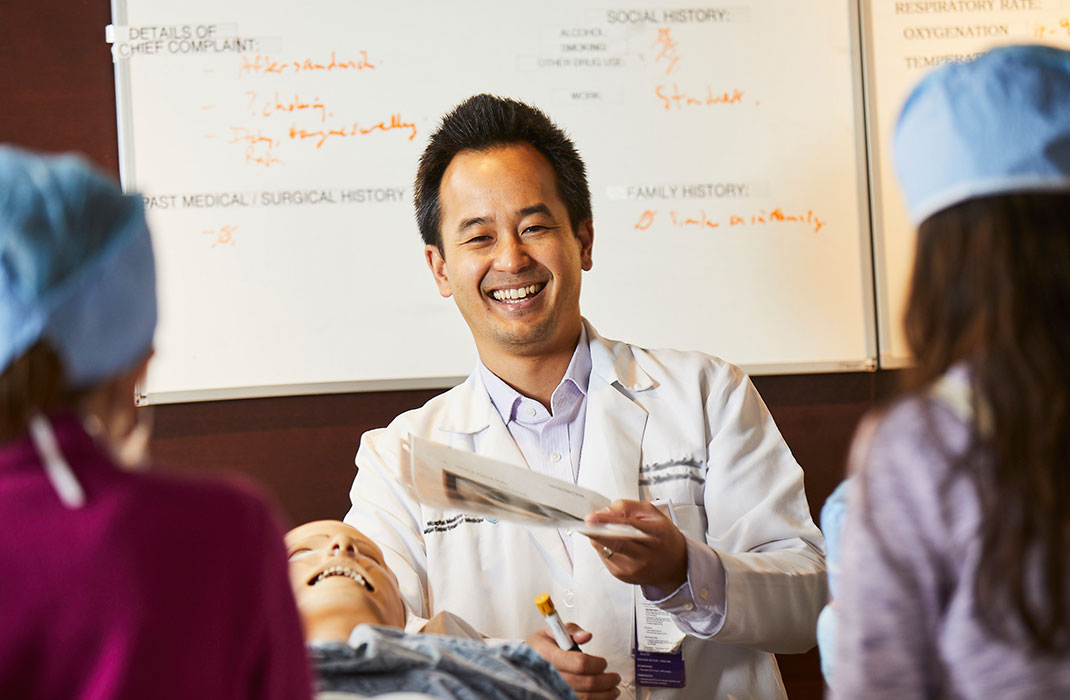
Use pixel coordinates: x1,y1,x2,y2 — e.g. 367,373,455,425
285,520,406,640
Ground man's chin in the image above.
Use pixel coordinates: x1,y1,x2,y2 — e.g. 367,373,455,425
491,314,578,351
494,328,560,355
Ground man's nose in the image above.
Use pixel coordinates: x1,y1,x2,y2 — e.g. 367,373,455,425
494,234,532,272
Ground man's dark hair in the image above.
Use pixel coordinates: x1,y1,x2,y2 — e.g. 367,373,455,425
414,94,592,251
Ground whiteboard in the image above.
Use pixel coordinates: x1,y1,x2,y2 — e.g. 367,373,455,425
111,0,876,404
861,0,1070,368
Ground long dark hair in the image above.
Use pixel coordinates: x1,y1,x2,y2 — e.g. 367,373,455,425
903,191,1070,651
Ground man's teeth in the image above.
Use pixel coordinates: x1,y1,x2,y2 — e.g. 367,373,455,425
491,284,541,302
313,566,373,590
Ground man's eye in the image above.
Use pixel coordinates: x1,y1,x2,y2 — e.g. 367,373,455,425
463,235,492,245
522,225,550,234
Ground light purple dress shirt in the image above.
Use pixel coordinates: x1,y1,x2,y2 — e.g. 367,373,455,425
477,326,727,635
478,326,591,561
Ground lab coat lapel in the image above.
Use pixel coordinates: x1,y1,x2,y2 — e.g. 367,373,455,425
577,323,649,503
436,374,522,462
572,324,650,668
436,371,574,577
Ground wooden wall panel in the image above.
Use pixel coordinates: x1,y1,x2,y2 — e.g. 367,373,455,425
147,388,442,528
1,1,120,173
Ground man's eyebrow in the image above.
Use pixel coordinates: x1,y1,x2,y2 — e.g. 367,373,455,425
457,215,490,232
456,204,555,233
518,203,553,219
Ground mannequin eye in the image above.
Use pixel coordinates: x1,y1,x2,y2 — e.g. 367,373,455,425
287,548,323,561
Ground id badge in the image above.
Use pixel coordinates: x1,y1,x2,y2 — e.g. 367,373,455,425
634,485,688,689
634,589,686,687
632,497,687,688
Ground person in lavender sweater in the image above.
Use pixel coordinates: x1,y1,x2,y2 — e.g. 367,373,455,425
831,45,1070,698
0,146,312,699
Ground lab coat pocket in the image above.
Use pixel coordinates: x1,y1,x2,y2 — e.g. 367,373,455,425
638,456,705,504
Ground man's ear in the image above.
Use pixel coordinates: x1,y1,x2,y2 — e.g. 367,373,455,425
425,244,453,298
578,219,594,271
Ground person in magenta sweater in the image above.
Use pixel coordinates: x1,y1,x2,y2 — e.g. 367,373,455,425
0,145,312,699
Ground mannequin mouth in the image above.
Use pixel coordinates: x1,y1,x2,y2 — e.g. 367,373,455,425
310,566,374,591
487,282,546,304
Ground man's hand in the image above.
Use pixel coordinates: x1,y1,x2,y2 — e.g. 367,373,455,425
525,624,621,700
586,499,688,592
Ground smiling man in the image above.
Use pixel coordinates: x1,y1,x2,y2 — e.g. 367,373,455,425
344,95,827,700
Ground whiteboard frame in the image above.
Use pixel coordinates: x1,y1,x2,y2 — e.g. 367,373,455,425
847,0,881,374
112,0,136,197
112,0,880,405
134,358,880,406
858,0,916,370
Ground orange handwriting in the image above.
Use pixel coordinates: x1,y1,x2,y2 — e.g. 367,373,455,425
656,84,745,110
652,28,681,75
671,210,719,229
634,209,657,230
635,208,825,234
201,224,237,248
1034,18,1070,38
730,208,825,233
239,50,376,78
226,126,282,167
250,91,330,122
287,113,418,148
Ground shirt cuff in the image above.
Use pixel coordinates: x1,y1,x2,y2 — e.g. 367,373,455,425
640,536,727,637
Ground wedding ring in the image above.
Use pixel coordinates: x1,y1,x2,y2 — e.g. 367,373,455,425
602,545,614,559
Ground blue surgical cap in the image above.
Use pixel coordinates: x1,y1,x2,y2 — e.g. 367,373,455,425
895,44,1070,226
0,146,156,388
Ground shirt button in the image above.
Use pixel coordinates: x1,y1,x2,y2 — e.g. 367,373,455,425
563,589,576,608
564,528,573,536
526,407,537,417
699,587,710,599
550,452,562,462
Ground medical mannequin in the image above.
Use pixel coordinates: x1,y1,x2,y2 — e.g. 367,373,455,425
285,520,576,700
286,519,409,639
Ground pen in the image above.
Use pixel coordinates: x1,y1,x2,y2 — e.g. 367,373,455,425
534,593,581,652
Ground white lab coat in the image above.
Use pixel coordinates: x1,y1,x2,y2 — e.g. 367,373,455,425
345,321,826,700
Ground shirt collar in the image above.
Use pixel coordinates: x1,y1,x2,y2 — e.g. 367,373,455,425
478,324,591,424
